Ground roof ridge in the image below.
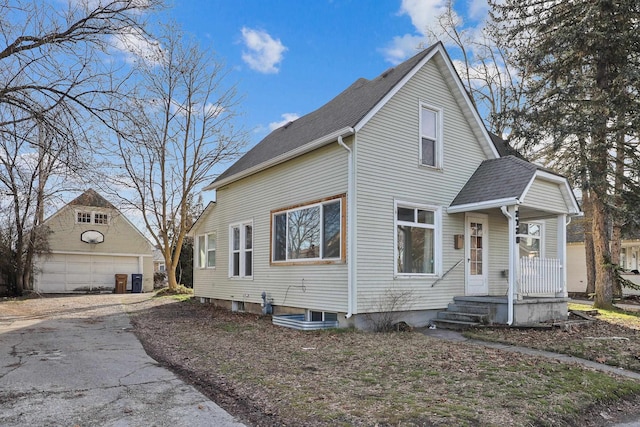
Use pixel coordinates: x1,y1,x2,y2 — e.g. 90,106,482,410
210,43,442,187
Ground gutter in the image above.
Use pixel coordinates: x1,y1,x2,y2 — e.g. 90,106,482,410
205,127,356,191
338,129,356,318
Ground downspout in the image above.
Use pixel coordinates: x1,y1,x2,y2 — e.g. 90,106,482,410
338,130,355,318
501,206,516,325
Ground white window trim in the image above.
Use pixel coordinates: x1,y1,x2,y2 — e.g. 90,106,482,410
75,210,110,225
229,220,253,279
394,200,442,278
419,101,444,169
196,232,217,269
517,221,545,258
272,198,342,263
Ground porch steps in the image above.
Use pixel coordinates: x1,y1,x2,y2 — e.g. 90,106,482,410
432,300,491,330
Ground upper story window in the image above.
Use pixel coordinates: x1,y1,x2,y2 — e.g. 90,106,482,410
517,222,543,258
395,202,440,276
76,211,109,225
196,232,217,269
271,196,343,263
77,211,91,223
420,103,442,168
230,221,252,278
94,213,109,225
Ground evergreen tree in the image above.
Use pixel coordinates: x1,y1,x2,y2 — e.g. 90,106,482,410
490,0,640,308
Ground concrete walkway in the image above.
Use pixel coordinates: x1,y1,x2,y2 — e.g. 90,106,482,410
0,295,245,427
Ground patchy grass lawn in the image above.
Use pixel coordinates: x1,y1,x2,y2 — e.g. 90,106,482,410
466,302,640,372
128,298,640,426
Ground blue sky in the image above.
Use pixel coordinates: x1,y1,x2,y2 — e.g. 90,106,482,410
163,0,489,148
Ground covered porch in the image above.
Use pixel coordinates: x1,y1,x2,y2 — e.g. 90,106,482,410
446,156,581,325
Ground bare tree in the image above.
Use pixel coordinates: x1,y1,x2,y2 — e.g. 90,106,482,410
423,0,531,138
0,0,161,294
106,24,246,291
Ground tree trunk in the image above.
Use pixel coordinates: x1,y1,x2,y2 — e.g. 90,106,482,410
610,131,626,298
582,192,596,295
592,192,614,309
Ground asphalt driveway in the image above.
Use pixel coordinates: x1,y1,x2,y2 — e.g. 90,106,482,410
0,293,245,427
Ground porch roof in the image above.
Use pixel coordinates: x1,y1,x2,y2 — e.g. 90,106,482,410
448,156,580,215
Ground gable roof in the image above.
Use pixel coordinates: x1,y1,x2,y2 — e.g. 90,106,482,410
206,42,502,190
42,189,155,249
449,155,580,215
67,188,117,209
450,156,537,208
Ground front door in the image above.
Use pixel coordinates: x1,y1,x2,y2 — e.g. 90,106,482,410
465,214,489,295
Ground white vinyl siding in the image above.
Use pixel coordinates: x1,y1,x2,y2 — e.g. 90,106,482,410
354,58,492,312
192,142,348,313
522,179,568,213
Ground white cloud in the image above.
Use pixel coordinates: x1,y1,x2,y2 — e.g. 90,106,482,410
399,0,451,35
467,0,490,21
380,34,427,65
380,0,455,64
241,27,287,74
268,113,300,131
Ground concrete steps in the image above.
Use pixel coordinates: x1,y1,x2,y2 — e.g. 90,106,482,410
433,299,491,330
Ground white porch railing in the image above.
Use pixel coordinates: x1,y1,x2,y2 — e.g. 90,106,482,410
519,257,563,295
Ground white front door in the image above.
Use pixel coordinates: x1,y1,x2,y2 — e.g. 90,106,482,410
465,214,489,295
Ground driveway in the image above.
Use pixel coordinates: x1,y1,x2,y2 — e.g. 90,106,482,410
0,294,245,427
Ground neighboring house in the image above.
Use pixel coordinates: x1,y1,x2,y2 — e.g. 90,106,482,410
153,248,166,273
189,43,581,329
34,189,154,293
566,218,640,295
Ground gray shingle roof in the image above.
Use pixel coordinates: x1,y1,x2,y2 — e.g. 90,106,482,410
450,156,538,207
212,43,442,185
68,188,116,209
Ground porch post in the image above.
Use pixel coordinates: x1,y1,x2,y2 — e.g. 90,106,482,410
557,214,568,297
501,205,518,325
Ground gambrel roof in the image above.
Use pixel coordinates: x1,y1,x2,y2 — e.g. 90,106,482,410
206,42,509,190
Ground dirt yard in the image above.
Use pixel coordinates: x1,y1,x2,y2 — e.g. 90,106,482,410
4,293,640,426
125,296,640,427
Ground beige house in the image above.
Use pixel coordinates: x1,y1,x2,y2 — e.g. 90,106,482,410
34,189,154,293
190,43,581,329
567,219,640,294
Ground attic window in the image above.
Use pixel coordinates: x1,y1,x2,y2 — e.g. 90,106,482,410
76,211,109,225
77,211,91,223
94,213,109,225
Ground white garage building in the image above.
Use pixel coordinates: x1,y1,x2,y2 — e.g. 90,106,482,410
34,189,154,293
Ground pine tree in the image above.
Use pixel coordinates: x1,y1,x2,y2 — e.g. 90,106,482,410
490,0,640,308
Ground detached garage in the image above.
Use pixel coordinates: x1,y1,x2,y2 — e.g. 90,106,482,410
34,189,154,293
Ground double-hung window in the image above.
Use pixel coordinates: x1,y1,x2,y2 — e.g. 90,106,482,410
230,222,253,278
517,222,543,259
272,196,342,263
420,103,442,168
197,232,217,269
395,202,439,276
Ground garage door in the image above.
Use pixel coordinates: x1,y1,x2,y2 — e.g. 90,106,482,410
37,254,140,293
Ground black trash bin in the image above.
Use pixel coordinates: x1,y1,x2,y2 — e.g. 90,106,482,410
131,274,143,293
